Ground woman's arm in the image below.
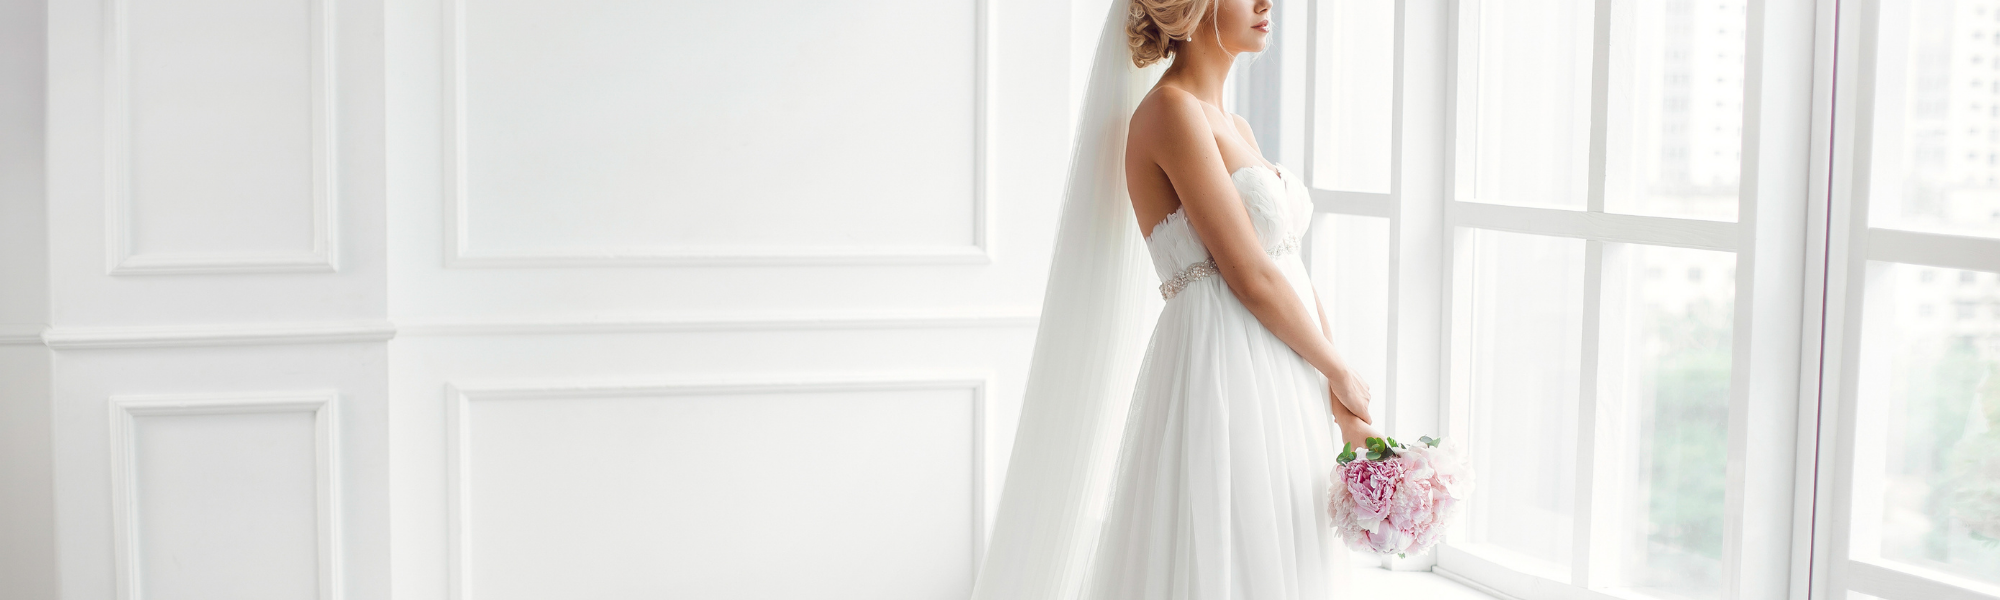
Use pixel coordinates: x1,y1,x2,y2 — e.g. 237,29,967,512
1234,111,1377,433
1314,287,1382,445
1137,91,1372,423
1233,112,1376,426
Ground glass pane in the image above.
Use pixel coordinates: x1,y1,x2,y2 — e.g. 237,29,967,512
1467,0,1594,209
1309,214,1391,394
1857,263,2000,585
1868,0,2000,238
1314,0,1394,193
1605,244,1737,599
1604,1,1747,222
1464,229,1585,572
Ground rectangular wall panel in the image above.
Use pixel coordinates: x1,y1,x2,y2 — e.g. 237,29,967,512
110,392,340,600
445,378,982,600
444,0,987,266
106,0,335,274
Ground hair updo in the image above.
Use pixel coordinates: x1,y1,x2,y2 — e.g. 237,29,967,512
1127,0,1211,68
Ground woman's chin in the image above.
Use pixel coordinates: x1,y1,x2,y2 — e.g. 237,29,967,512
1238,33,1270,52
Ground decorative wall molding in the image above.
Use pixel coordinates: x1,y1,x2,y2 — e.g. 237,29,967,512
108,391,343,600
44,321,395,350
0,327,45,346
397,308,1039,337
102,0,340,275
438,0,994,268
29,309,1039,348
442,374,989,600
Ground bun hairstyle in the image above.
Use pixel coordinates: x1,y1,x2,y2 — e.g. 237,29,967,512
1127,0,1212,68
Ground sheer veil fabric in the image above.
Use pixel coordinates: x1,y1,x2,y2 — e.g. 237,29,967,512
967,2,1166,599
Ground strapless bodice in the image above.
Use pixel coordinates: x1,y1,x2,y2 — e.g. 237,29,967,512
1142,163,1315,298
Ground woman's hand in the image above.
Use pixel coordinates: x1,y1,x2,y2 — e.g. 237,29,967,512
1329,372,1373,424
1328,375,1379,449
1337,416,1385,450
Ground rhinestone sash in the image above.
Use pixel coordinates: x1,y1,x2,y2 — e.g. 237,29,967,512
1158,237,1300,300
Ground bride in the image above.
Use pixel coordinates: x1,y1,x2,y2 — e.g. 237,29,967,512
972,0,1378,598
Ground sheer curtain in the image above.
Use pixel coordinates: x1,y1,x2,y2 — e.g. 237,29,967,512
968,1,1165,598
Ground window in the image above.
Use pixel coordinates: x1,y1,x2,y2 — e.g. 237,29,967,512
1438,2,1767,598
1278,1,2000,598
1821,0,2000,596
1303,0,1396,424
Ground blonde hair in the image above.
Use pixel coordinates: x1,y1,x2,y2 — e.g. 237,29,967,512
1126,0,1212,68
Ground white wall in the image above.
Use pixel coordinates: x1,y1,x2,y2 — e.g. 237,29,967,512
1,0,56,596
6,0,1081,599
36,0,393,599
381,0,1078,597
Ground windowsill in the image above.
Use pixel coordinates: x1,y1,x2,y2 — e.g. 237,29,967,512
1350,556,1509,600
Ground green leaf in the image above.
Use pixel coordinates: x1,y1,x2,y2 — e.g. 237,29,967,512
1337,442,1357,465
1362,436,1398,460
1420,435,1440,447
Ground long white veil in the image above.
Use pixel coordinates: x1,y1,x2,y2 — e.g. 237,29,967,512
969,1,1165,598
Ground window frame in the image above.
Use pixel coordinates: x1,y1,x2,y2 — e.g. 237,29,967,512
1434,1,1812,597
1274,0,2000,597
1274,0,1840,598
1813,1,2000,598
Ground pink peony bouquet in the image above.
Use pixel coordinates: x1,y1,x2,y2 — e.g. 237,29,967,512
1327,436,1474,557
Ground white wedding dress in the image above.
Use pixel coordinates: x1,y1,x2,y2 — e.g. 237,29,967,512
1081,162,1351,599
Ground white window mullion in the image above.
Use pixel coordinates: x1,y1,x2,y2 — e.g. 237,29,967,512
1379,0,1408,440
1381,0,1454,572
1299,0,1320,272
1310,189,1396,218
1824,0,1880,596
1574,239,1620,588
1440,0,1473,475
1584,0,1614,218
1842,259,1896,594
1572,0,1618,588
1448,0,1477,206
1301,0,1321,191
1436,0,1480,582
1866,229,2000,274
1446,202,1738,251
1592,240,1642,591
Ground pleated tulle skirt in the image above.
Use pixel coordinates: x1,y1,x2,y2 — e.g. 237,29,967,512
1082,253,1351,600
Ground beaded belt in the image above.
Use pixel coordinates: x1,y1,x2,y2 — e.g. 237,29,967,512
1158,237,1300,300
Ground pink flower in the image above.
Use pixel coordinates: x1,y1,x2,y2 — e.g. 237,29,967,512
1327,438,1475,556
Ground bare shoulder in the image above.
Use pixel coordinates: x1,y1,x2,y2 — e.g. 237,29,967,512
1131,86,1213,142
1129,86,1218,159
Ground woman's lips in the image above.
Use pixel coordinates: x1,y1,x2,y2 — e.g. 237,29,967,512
1254,19,1270,32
